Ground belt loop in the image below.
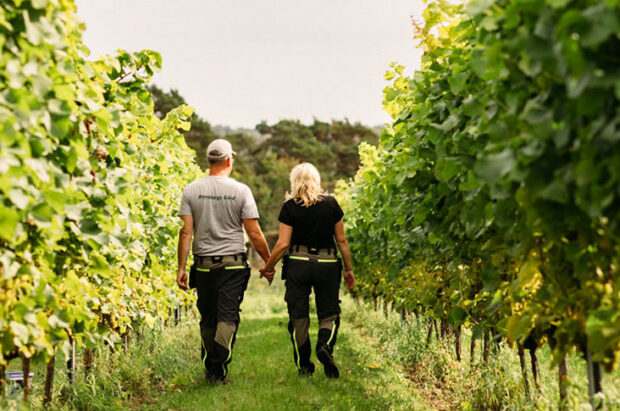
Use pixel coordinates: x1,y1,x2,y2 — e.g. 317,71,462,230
296,245,300,253
234,255,238,261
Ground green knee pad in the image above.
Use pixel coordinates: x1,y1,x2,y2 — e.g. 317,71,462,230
317,314,340,351
289,318,312,369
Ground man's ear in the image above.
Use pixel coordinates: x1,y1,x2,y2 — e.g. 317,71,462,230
227,157,232,167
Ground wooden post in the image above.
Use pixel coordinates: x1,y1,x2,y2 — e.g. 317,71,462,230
0,364,5,397
558,355,568,410
455,325,462,362
518,344,530,399
469,335,476,368
67,338,76,385
433,319,439,340
529,347,541,392
44,354,55,405
22,356,31,402
123,332,130,352
482,331,490,363
426,320,434,347
586,349,603,410
491,328,501,352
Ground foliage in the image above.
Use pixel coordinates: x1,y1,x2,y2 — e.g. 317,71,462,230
338,0,620,373
0,0,201,366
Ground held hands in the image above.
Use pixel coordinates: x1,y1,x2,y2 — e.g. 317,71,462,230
344,269,355,292
259,266,275,285
177,270,188,291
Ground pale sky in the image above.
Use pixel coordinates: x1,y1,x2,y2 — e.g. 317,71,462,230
76,1,424,128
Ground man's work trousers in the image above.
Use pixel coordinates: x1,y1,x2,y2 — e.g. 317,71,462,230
283,256,341,372
192,257,250,380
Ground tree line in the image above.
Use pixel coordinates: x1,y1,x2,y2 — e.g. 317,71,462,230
149,85,380,236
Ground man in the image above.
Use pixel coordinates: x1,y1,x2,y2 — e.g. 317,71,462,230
177,138,274,383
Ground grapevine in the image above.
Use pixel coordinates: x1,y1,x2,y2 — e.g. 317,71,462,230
338,0,620,405
0,0,201,389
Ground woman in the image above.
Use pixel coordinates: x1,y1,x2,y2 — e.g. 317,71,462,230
260,163,355,378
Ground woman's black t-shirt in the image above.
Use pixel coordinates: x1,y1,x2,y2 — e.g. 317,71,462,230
277,195,344,250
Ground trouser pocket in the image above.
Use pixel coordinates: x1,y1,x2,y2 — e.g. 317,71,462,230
189,262,198,289
282,255,289,280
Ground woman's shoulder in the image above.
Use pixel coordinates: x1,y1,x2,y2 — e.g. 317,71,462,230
284,195,336,208
319,195,338,204
282,198,299,208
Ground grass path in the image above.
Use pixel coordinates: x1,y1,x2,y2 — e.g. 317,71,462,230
142,275,425,411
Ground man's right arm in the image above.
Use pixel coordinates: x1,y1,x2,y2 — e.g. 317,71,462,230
177,215,194,290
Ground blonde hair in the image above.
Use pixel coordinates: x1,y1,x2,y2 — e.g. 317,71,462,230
286,163,324,207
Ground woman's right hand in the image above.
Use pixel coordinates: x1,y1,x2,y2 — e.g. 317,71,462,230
343,270,355,292
259,266,275,285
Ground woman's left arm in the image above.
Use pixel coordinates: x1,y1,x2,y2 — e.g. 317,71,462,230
334,220,355,291
261,223,293,274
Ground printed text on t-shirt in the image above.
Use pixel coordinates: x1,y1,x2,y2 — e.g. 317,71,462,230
198,194,236,201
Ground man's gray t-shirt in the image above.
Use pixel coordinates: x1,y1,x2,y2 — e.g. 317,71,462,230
179,176,259,256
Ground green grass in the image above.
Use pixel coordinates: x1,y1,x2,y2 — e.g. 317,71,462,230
6,274,620,410
344,300,620,410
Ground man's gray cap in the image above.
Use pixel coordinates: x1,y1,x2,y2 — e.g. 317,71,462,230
207,139,236,161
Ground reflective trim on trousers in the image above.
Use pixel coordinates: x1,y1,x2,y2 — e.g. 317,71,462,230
288,256,338,263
